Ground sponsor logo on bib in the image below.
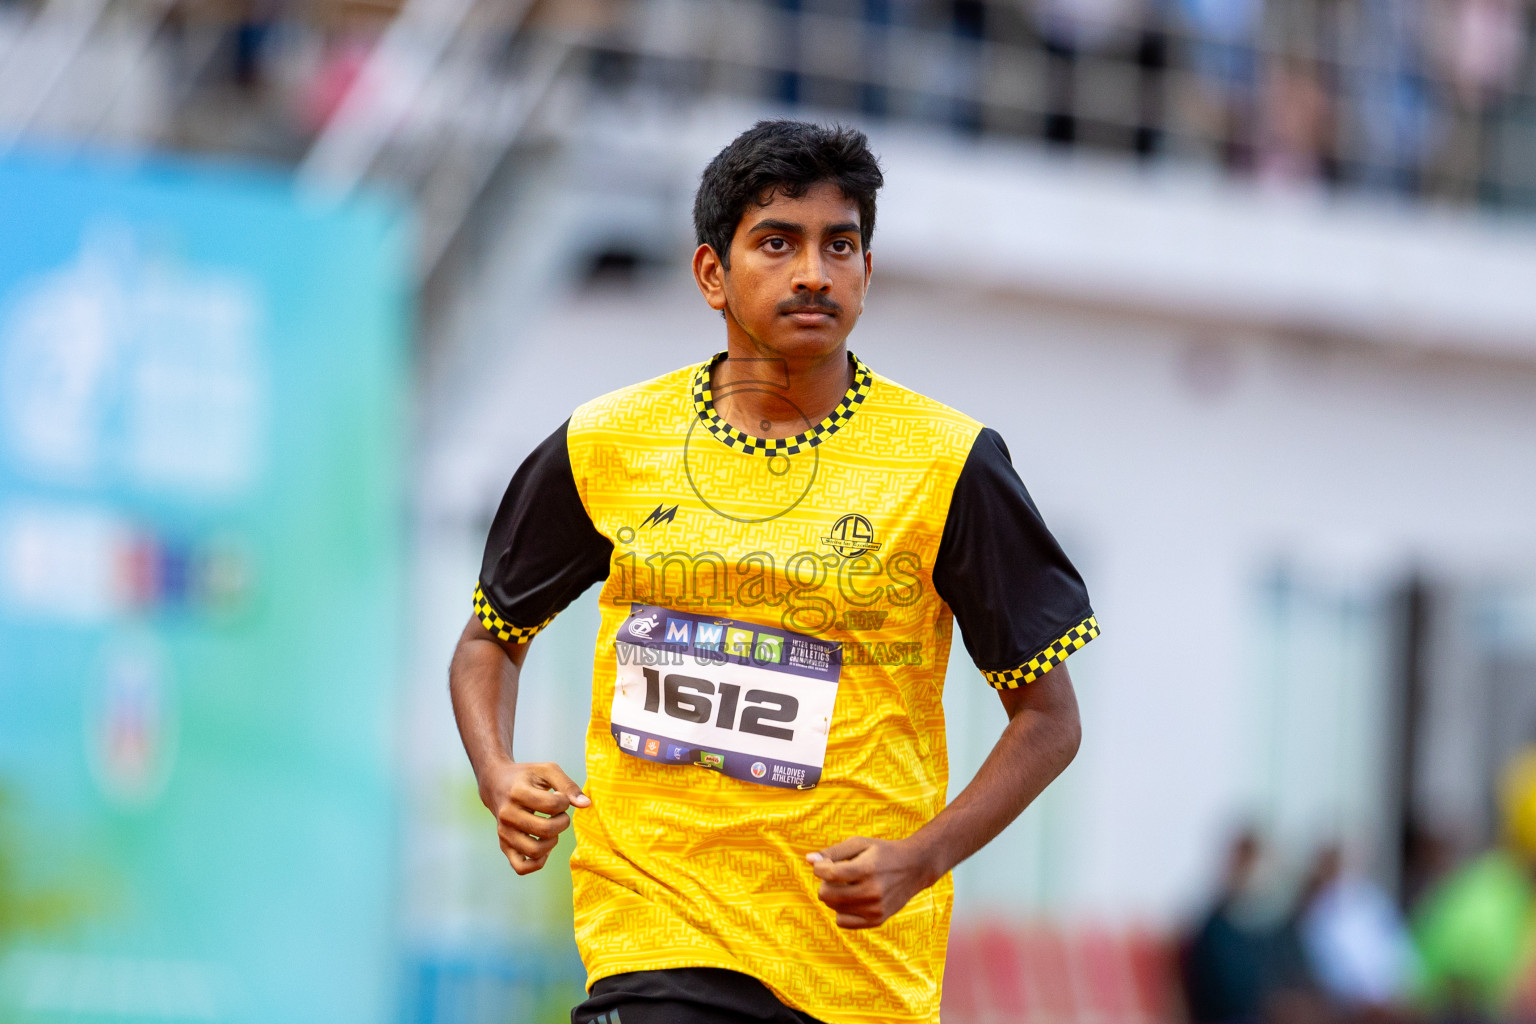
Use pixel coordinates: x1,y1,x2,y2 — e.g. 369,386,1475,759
754,634,783,663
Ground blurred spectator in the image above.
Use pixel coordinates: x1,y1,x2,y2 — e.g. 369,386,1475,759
1427,0,1526,108
1184,828,1291,1024
1420,0,1526,200
1181,829,1394,1024
1297,844,1418,1010
1412,747,1536,1021
231,0,281,91
1175,0,1263,169
1345,0,1435,196
1400,818,1459,919
1256,56,1335,188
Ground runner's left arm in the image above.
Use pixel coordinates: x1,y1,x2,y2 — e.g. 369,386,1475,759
810,425,1098,928
809,664,1080,928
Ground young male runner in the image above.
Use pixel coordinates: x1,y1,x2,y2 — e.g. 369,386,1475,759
449,120,1097,1024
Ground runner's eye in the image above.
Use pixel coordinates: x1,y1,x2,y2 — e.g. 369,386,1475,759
763,237,789,252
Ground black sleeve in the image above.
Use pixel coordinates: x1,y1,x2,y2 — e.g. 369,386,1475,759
474,419,614,643
932,427,1098,688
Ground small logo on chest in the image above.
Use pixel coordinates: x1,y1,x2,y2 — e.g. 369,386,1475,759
639,504,679,529
822,513,882,558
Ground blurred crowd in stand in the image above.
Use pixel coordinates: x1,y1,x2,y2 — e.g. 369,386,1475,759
10,0,1528,213
1182,748,1536,1024
756,0,1536,204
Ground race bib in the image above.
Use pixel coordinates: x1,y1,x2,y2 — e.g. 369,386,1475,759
609,604,842,789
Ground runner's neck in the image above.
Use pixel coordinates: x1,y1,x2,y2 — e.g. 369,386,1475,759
709,344,854,441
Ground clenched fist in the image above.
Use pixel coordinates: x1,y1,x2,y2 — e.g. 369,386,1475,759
807,836,939,929
479,760,590,876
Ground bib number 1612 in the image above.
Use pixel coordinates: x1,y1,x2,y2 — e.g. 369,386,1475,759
640,667,798,741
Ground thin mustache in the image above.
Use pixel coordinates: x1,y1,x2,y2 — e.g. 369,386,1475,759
778,295,841,314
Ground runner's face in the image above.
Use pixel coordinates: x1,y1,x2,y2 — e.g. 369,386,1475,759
712,182,872,358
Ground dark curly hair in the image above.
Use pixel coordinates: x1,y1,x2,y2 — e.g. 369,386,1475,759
693,120,884,268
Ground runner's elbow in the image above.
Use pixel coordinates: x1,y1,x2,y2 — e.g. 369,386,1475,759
1051,700,1082,769
1063,712,1082,766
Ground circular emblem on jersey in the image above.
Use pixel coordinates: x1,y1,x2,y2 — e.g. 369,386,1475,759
751,761,767,778
823,514,882,558
683,382,819,525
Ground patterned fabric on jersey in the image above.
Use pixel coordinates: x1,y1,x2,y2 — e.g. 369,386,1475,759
476,351,1096,1024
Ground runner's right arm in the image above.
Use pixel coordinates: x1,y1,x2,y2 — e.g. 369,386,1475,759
454,418,614,876
449,617,590,876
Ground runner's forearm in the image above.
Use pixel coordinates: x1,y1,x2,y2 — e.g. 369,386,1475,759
448,619,529,793
907,666,1081,884
450,618,587,877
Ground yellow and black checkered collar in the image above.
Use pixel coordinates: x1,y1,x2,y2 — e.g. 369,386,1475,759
691,350,874,456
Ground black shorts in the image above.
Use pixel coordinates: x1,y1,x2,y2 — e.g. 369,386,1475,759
571,967,828,1024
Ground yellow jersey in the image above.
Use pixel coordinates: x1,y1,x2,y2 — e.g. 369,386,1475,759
474,351,1097,1023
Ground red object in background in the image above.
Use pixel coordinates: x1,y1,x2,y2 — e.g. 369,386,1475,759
1126,929,1186,1024
118,532,160,609
1078,927,1140,1023
943,922,1184,1024
1022,925,1079,1022
982,923,1032,1017
941,926,981,1019
300,38,372,133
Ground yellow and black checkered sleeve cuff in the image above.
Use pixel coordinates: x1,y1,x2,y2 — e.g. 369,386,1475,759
473,583,555,644
982,616,1099,689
